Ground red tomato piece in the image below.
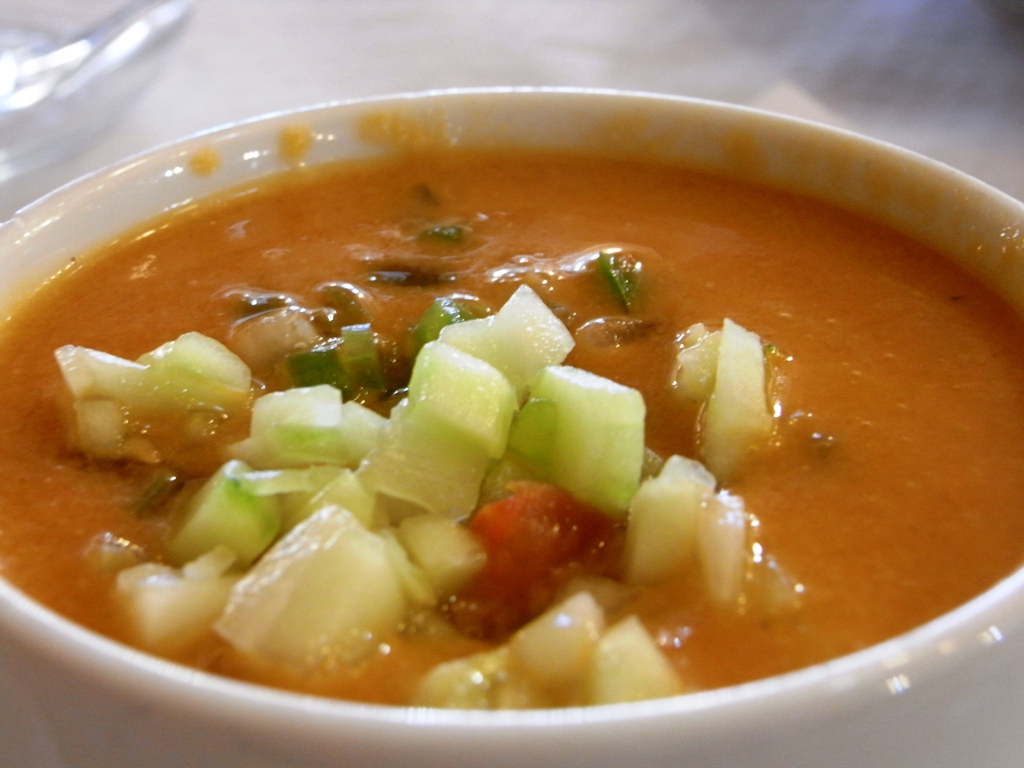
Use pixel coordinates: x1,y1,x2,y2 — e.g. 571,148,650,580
445,482,623,639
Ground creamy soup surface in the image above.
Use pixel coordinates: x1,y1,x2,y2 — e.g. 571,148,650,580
1,149,1024,705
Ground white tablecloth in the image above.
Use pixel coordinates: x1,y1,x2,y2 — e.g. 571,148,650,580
0,0,1022,220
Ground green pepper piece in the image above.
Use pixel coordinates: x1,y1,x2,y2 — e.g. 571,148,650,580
596,248,642,311
285,343,350,395
410,296,487,355
341,324,386,393
132,467,183,517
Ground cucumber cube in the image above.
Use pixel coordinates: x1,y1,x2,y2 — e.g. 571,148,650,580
167,459,281,567
587,616,683,704
509,591,605,691
214,506,407,669
357,400,491,518
407,341,517,458
231,385,347,469
116,556,238,652
530,366,645,517
54,345,147,401
440,285,574,397
397,513,487,596
697,490,749,606
506,397,558,473
624,455,716,585
701,318,773,481
136,332,252,411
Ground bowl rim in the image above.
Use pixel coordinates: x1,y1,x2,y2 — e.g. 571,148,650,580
1,86,1023,739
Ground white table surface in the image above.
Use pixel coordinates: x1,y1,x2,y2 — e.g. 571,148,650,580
0,0,1023,221
1,0,1023,765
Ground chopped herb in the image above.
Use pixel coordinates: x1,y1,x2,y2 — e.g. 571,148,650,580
410,296,489,354
133,467,184,517
285,342,349,394
419,224,466,244
341,324,386,393
596,248,642,311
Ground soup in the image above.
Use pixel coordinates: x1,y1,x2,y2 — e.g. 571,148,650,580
1,149,1023,707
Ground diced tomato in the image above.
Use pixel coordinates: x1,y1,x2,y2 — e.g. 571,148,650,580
445,482,623,639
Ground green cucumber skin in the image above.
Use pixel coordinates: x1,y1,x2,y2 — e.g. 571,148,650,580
167,461,281,567
530,366,645,517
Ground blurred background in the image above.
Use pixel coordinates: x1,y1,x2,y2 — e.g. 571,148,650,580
0,0,1022,221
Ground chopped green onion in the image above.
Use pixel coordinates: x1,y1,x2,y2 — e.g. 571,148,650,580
133,467,183,517
410,296,488,355
341,324,386,393
596,248,642,311
419,224,466,244
285,343,349,394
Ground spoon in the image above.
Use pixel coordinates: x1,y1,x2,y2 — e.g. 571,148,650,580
0,0,192,180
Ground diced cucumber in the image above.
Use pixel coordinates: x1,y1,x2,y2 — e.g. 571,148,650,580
54,345,147,401
697,490,749,606
380,529,437,608
230,385,347,469
506,397,557,473
701,318,773,481
509,591,605,691
587,616,683,705
285,343,347,392
340,324,386,393
410,296,486,355
414,647,540,709
287,468,375,530
623,455,716,585
396,513,487,596
72,398,128,459
357,400,492,518
439,285,574,397
338,400,386,463
214,506,407,669
116,549,238,651
135,332,252,411
407,341,517,458
673,323,721,402
529,365,645,517
236,467,322,497
166,460,281,567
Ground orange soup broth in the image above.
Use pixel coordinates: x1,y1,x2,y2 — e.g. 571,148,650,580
1,149,1024,701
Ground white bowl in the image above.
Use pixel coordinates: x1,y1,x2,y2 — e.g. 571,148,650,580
1,89,1024,768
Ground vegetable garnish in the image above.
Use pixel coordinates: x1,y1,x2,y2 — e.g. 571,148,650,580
285,342,347,392
596,247,642,311
340,324,386,393
133,467,184,517
410,296,489,355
